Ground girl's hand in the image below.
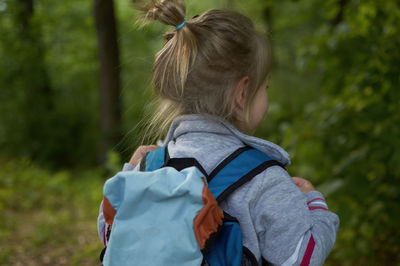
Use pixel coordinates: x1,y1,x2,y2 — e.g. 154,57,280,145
129,145,159,166
292,177,316,194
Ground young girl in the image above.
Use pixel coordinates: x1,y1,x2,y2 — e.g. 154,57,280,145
98,0,339,265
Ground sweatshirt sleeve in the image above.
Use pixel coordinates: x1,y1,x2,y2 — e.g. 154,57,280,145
251,166,339,266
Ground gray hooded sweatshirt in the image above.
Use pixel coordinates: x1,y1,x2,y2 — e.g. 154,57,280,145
98,114,339,266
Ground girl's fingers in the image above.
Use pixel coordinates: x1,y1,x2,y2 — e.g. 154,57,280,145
129,145,159,166
292,177,316,194
143,145,159,153
292,177,304,186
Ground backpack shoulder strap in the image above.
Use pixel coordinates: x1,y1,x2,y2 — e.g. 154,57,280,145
140,146,209,178
140,146,168,171
207,145,285,203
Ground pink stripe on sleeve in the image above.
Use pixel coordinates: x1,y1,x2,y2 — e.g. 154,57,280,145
307,198,326,205
309,206,328,211
300,235,315,266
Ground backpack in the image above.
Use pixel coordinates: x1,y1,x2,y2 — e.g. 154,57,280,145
100,145,283,266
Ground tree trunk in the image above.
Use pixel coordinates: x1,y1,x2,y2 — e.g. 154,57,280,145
17,0,33,31
16,0,52,104
94,0,121,164
330,0,348,27
15,0,53,158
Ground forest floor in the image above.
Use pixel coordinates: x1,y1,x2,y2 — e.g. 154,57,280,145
1,209,102,265
0,160,105,265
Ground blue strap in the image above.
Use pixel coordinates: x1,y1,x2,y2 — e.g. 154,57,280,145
145,147,166,171
208,148,280,202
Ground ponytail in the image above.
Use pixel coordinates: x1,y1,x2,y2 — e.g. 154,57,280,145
138,0,198,98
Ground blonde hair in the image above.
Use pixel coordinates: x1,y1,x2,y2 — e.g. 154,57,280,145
137,0,271,143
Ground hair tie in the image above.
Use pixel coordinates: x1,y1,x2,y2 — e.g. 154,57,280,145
175,18,186,30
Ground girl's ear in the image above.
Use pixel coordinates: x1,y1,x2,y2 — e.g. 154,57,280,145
235,76,249,110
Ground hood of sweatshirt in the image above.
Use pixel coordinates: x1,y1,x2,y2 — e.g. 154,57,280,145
164,114,290,169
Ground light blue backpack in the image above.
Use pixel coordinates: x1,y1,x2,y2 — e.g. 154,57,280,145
100,145,282,266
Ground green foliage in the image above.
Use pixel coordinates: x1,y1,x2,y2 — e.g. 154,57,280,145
262,0,400,264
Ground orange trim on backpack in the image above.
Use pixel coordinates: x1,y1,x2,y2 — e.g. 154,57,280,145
193,178,224,250
103,196,117,228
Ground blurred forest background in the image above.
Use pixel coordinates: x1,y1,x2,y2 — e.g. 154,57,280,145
0,0,399,265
